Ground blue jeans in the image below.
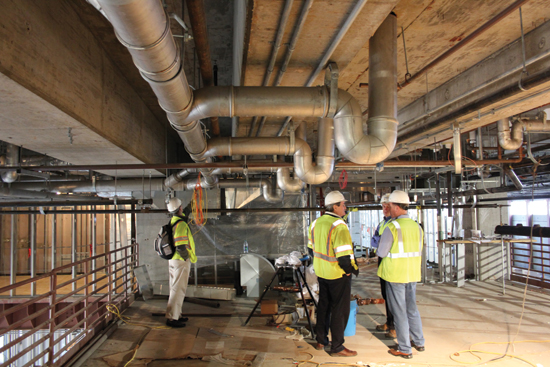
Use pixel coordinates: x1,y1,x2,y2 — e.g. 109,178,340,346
385,282,424,354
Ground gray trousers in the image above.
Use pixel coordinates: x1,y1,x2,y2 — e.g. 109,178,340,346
385,282,425,354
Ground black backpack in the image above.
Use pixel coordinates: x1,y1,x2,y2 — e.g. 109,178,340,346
154,219,183,260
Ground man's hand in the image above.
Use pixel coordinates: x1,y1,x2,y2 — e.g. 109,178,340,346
352,268,359,277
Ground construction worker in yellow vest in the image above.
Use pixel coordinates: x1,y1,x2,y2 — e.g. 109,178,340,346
377,190,425,359
308,190,359,357
371,193,396,338
165,197,197,328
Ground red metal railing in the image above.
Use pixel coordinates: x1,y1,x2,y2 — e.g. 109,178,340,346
510,240,550,289
0,243,138,367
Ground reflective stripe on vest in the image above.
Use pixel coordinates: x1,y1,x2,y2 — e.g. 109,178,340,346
386,221,422,259
326,219,347,255
309,219,318,248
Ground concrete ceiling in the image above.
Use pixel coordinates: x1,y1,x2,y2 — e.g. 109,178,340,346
2,0,550,197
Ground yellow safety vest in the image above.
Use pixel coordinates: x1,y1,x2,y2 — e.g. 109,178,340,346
378,218,392,236
171,216,197,263
377,218,423,283
308,213,358,280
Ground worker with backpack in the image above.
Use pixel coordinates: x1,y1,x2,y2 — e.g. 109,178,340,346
164,197,197,328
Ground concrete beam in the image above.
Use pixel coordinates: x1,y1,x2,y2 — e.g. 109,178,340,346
393,19,550,157
0,0,168,175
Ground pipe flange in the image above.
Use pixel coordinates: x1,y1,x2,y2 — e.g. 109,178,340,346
188,145,209,161
114,11,172,52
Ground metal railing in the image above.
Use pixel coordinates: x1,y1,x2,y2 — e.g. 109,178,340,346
0,243,138,367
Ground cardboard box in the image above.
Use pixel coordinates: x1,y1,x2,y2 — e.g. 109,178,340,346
261,299,278,314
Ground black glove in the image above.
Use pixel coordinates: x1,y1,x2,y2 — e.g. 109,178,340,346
176,245,190,260
352,267,359,277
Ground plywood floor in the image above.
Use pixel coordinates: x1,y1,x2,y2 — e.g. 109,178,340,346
78,263,550,366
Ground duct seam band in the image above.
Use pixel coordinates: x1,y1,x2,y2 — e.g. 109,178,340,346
137,45,181,80
114,11,171,51
170,119,200,133
162,96,194,122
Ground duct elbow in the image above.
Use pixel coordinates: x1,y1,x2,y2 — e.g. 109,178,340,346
498,119,523,150
261,181,284,203
293,139,335,185
1,144,20,183
277,168,305,192
164,169,191,189
333,91,397,164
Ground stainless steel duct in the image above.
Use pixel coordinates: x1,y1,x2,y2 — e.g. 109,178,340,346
503,166,523,190
498,118,523,150
218,179,283,203
498,111,549,150
97,0,216,187
98,1,396,191
1,143,20,183
333,13,398,164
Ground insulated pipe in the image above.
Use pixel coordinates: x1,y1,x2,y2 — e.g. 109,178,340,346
97,0,215,185
277,121,307,191
498,118,523,150
11,178,166,193
1,143,20,183
503,166,524,190
333,14,398,164
217,178,283,203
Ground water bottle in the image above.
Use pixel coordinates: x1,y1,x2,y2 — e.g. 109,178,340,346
243,240,249,254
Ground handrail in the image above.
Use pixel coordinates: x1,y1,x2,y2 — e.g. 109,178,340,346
0,242,139,366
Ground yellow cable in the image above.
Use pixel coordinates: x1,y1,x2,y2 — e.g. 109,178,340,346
106,304,173,367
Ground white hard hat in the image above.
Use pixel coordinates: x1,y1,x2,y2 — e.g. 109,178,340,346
380,193,391,204
325,191,346,206
167,197,182,213
388,190,410,204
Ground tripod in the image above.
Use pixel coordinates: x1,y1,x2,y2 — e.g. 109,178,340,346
243,265,318,338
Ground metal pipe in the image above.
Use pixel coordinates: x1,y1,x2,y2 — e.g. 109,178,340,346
252,0,294,137
503,166,524,190
398,0,529,90
72,211,77,292
1,143,20,183
398,67,550,144
277,0,366,136
10,210,17,296
30,212,37,295
334,14,398,164
97,0,215,185
217,178,283,203
51,214,57,270
305,0,368,87
186,0,220,137
498,118,523,150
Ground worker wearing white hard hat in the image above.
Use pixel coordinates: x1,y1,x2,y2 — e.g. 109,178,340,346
371,193,395,338
165,197,197,328
307,190,358,357
377,190,425,358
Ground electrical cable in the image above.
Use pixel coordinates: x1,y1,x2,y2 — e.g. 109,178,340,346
106,304,171,366
190,172,207,235
448,163,549,367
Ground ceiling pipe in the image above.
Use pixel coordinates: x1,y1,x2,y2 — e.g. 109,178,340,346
96,0,217,187
498,111,549,150
277,121,307,192
333,13,398,164
186,0,220,137
277,0,368,136
1,143,20,183
503,166,524,190
250,0,294,137
498,118,523,150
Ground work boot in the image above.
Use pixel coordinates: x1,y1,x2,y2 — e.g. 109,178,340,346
178,316,189,322
330,347,357,357
166,319,186,328
314,341,331,350
388,349,412,359
385,329,397,339
375,324,389,331
411,341,425,352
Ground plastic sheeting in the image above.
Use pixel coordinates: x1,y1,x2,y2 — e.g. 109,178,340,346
189,193,307,270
